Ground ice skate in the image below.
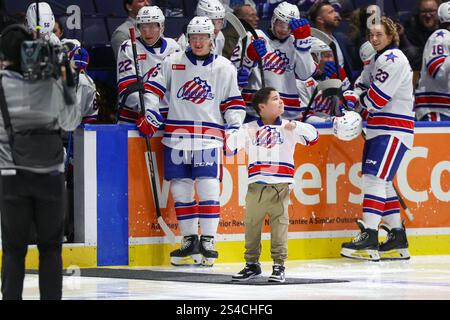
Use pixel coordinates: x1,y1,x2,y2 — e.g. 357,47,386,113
341,220,380,261
379,222,410,260
199,235,218,266
170,235,202,266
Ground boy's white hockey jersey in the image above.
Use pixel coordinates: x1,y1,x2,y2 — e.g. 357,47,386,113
414,29,450,120
231,30,318,120
226,118,319,185
116,37,180,122
177,31,225,56
354,46,415,148
145,50,246,150
78,72,98,123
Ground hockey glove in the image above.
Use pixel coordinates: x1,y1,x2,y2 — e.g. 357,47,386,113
342,90,359,110
290,18,311,40
237,67,250,87
136,109,164,137
72,47,89,71
290,18,312,51
246,38,267,62
323,61,338,79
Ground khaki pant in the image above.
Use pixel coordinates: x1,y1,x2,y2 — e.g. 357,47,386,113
244,183,290,265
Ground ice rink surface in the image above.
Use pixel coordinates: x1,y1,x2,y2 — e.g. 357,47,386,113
14,255,450,300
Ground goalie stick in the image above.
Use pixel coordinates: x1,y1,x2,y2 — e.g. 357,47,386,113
311,28,414,221
225,12,266,87
129,28,176,243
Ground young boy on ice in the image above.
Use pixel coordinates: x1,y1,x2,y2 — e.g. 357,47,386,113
226,87,319,282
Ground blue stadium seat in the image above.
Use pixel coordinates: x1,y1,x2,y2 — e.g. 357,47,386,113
47,0,97,15
4,0,96,17
164,17,190,38
107,17,126,36
4,0,29,16
94,0,126,17
82,17,109,45
393,0,417,12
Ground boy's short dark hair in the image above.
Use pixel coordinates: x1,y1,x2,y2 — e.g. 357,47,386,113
252,87,276,115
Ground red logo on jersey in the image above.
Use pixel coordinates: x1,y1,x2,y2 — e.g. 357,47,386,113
306,79,315,87
263,49,291,75
138,54,147,60
172,64,186,70
177,77,214,104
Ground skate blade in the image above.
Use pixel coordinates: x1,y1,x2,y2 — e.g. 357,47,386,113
379,248,410,260
341,248,380,261
171,254,202,266
201,256,216,267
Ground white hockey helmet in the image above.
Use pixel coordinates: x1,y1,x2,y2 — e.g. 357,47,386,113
271,1,300,30
196,0,225,20
136,6,165,27
187,16,215,41
310,37,331,61
438,1,450,24
333,110,362,141
359,41,376,65
26,2,55,35
61,38,81,52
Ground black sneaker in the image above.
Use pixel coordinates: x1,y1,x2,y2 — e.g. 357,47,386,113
170,235,202,266
379,222,410,260
231,263,262,282
341,220,380,261
268,264,285,283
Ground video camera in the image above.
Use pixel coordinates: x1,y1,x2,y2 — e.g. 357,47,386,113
20,37,69,81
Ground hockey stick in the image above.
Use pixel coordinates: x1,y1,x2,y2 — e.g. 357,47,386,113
35,1,41,38
225,12,266,87
224,12,248,70
129,28,176,243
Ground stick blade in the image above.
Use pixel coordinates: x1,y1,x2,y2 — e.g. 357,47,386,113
157,216,176,244
225,12,248,39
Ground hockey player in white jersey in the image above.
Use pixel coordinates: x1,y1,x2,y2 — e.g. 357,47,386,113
61,39,99,124
117,6,180,123
231,1,317,121
177,0,226,56
296,37,351,123
415,1,450,121
25,1,60,45
340,17,415,261
135,16,246,266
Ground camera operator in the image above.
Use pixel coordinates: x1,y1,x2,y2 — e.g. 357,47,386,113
0,24,81,300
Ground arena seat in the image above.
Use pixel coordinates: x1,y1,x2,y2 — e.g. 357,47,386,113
94,0,126,17
82,17,109,45
4,0,29,16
